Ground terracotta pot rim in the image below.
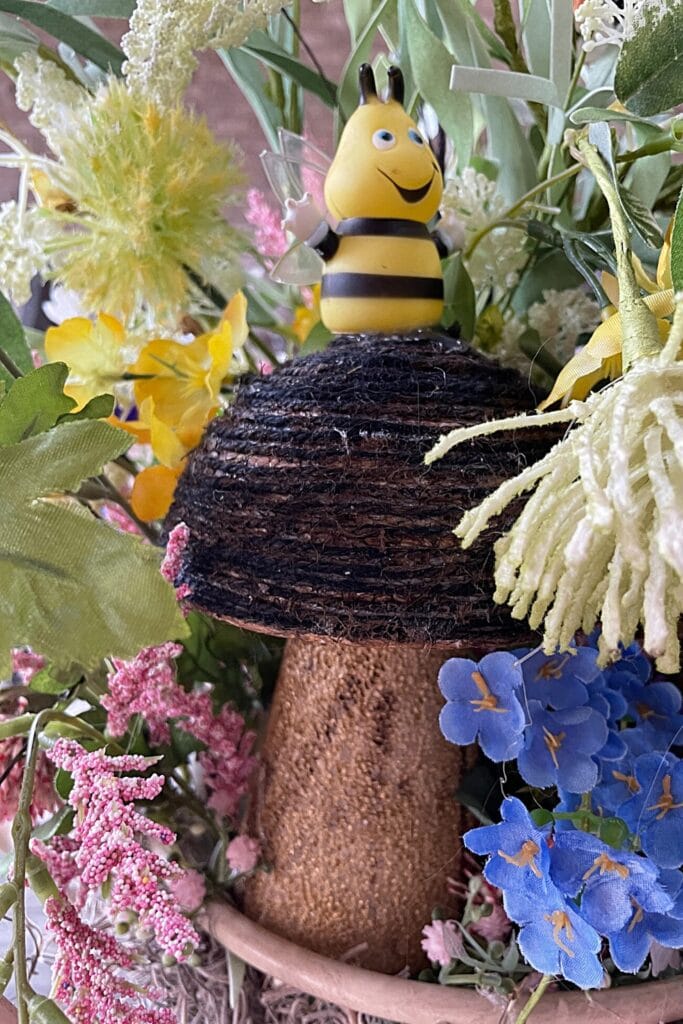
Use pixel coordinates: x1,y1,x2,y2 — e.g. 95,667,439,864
203,900,683,1024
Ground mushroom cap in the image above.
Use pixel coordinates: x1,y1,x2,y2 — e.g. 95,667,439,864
169,331,554,649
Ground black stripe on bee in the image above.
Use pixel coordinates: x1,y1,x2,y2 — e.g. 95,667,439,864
322,273,444,300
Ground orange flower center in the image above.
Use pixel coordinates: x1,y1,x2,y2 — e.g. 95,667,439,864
647,775,683,820
543,727,566,768
582,852,629,881
535,657,566,681
498,840,543,878
627,900,644,934
469,671,508,713
544,910,575,957
612,769,640,794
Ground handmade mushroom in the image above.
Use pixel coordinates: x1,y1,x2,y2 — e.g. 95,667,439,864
168,331,555,973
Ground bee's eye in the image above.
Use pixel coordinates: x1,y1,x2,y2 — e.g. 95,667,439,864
408,128,424,146
372,129,396,150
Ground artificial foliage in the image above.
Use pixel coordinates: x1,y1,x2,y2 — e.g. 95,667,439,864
0,0,679,1022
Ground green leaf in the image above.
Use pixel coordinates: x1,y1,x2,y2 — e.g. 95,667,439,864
227,952,247,1011
530,807,554,827
337,0,394,120
0,0,124,74
218,46,283,151
401,0,473,166
0,289,33,386
342,0,376,44
671,187,683,293
0,419,188,676
0,12,38,68
299,319,333,355
47,0,134,15
28,667,69,694
244,32,338,108
615,2,683,116
441,253,475,338
0,363,75,445
58,392,114,423
571,106,662,127
619,184,665,249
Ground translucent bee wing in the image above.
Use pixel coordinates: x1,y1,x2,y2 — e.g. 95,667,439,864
277,129,332,175
260,152,328,216
270,242,323,286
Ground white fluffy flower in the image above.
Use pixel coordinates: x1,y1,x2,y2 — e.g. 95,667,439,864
528,288,599,363
122,0,288,107
440,168,527,293
426,302,683,674
0,202,56,306
15,53,88,155
574,0,667,52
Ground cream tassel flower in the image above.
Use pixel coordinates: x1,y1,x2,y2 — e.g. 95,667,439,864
426,134,682,673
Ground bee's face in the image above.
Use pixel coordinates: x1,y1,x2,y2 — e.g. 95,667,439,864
324,102,443,222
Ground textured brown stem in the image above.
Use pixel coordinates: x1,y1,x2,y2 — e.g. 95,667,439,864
241,637,474,973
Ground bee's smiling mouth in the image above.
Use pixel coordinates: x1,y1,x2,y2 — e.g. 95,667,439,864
378,169,434,203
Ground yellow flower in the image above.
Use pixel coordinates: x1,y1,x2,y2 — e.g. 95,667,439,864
45,312,135,409
129,292,248,521
292,284,321,343
132,319,235,438
539,230,674,410
37,79,244,320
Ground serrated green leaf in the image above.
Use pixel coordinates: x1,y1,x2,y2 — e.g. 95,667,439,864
401,0,473,166
0,0,124,74
671,187,683,293
0,363,75,445
620,184,665,249
47,0,134,15
58,392,114,424
615,2,683,116
0,289,33,386
244,32,338,108
0,419,188,676
441,253,475,338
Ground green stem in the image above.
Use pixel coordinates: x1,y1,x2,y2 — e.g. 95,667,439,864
577,135,661,369
0,348,22,380
11,710,52,1022
514,974,553,1024
464,138,679,261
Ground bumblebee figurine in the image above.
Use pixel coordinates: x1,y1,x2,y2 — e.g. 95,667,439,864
283,64,445,335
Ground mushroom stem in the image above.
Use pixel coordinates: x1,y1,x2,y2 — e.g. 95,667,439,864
242,637,473,974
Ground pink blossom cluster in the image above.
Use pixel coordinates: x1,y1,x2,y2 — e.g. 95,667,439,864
11,648,45,683
30,835,82,901
45,894,175,1024
245,188,288,268
103,644,257,820
160,522,190,600
226,834,260,873
0,694,58,823
100,502,143,536
421,919,465,967
40,741,200,960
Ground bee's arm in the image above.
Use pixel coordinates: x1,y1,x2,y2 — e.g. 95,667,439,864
305,221,340,262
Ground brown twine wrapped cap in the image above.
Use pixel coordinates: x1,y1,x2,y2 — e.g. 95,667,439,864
169,330,554,649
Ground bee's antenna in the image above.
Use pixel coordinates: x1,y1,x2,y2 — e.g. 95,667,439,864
386,66,404,106
358,63,377,104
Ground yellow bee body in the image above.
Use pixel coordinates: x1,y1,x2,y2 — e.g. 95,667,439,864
310,65,445,335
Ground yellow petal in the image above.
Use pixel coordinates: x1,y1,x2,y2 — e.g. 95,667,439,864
131,464,182,522
657,221,673,291
601,272,620,307
538,312,624,410
644,289,675,318
45,313,127,410
222,290,248,351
